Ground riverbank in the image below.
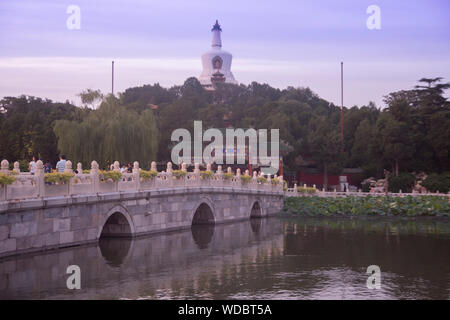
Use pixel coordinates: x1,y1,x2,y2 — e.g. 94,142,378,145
283,195,450,217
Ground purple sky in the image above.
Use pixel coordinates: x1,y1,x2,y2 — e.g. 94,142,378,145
0,0,449,107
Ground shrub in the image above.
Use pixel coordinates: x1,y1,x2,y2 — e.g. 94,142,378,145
82,169,90,174
99,170,122,182
240,175,252,184
200,170,214,179
223,172,233,180
388,172,415,193
172,170,187,179
421,173,450,193
140,170,158,180
271,179,280,185
44,172,75,184
257,176,267,184
0,173,16,185
298,186,316,193
283,195,449,217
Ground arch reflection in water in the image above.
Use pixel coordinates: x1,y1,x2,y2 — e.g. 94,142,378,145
191,224,215,249
98,237,133,267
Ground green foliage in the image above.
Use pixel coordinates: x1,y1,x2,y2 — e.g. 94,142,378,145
140,170,158,180
82,169,90,174
99,170,122,182
388,172,415,193
53,96,158,169
200,170,214,179
172,170,187,178
297,186,316,193
271,179,281,185
421,173,450,193
240,175,252,184
2,77,450,181
0,173,16,185
0,96,80,165
44,172,75,184
223,172,233,180
257,176,267,184
283,196,449,217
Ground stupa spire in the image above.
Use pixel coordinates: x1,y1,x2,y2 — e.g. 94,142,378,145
211,19,222,48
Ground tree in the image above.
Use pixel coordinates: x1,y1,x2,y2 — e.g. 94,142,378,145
53,96,158,168
306,116,342,189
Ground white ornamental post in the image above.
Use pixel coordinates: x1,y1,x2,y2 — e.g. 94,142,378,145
90,161,99,193
133,161,140,190
35,160,45,198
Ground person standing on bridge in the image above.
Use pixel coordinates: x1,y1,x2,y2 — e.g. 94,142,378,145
56,155,66,173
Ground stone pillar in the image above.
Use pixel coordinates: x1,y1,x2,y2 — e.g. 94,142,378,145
294,183,298,196
0,160,9,174
64,160,73,173
90,161,100,193
77,162,82,174
35,160,45,198
151,161,157,172
113,161,120,172
13,161,20,173
206,163,211,171
181,163,187,172
166,162,173,173
227,167,232,174
133,161,140,190
236,168,241,177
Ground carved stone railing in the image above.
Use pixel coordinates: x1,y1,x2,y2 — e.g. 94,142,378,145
0,159,284,202
284,183,450,198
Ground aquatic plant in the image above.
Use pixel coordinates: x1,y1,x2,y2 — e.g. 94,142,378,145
283,195,450,217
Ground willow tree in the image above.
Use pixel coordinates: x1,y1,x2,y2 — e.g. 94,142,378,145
53,96,158,169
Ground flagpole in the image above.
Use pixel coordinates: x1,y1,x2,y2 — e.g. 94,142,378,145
340,61,344,153
112,60,115,96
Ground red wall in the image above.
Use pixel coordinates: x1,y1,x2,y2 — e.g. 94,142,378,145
296,170,356,187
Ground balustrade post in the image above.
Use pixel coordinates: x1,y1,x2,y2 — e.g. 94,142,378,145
236,169,241,188
252,171,257,188
167,162,173,187
194,163,200,187
133,161,140,190
294,183,298,196
151,161,157,172
113,161,120,172
217,165,223,186
0,159,8,174
35,160,45,198
64,160,73,195
77,162,82,174
13,161,20,173
90,161,99,193
0,159,8,201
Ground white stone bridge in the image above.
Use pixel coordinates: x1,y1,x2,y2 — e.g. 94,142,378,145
0,160,284,257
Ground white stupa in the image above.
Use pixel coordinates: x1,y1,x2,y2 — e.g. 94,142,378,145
199,20,238,89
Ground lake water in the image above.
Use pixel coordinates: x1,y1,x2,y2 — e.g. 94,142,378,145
0,216,449,299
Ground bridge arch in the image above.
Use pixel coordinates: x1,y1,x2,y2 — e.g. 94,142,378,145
250,200,263,218
191,197,215,225
98,205,135,239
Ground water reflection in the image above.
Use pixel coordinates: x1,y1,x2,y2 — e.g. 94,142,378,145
191,225,215,249
0,216,449,299
98,238,133,267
